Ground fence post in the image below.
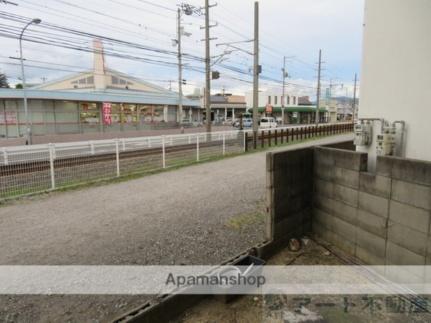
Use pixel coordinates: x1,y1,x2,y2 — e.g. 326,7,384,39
244,132,248,152
280,129,284,144
90,141,95,155
223,132,226,155
48,143,56,189
115,139,120,177
2,147,8,166
275,129,278,145
196,134,200,162
253,131,257,149
268,130,272,147
261,130,265,148
286,129,289,143
162,136,166,168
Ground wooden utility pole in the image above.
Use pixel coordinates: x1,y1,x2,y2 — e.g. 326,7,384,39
315,49,322,125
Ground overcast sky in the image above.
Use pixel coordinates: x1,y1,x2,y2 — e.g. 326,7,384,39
0,0,365,97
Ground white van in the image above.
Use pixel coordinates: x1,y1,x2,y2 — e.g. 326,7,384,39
259,117,277,129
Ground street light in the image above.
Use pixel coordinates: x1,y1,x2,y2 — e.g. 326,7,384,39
19,18,41,145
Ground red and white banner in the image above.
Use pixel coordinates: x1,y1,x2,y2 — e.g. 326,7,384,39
102,102,112,125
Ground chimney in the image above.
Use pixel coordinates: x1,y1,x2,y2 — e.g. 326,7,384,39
93,39,106,90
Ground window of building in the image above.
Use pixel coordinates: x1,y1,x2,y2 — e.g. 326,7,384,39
293,96,296,105
80,102,99,124
274,96,278,105
112,76,119,85
86,76,94,84
268,96,271,104
287,96,290,105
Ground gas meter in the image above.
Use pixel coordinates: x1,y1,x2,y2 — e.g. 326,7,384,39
376,126,396,156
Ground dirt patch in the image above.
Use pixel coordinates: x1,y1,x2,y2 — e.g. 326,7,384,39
177,240,431,323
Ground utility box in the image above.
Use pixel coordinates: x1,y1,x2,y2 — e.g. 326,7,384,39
376,126,396,156
354,123,372,146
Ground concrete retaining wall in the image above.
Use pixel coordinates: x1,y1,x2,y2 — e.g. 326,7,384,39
266,148,313,248
268,145,431,265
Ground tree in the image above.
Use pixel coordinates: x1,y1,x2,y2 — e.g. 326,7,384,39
15,83,23,89
0,73,10,88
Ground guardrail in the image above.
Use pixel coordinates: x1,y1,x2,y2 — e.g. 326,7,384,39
0,123,353,200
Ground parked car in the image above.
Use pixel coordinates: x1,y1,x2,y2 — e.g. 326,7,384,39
259,117,277,129
233,118,253,128
242,118,253,128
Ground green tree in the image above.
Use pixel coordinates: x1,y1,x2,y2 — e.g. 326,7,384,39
0,73,10,88
15,83,23,89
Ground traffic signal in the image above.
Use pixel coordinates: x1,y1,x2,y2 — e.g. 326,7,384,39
211,71,220,80
182,79,187,85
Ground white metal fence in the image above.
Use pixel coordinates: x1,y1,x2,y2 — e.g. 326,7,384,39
0,130,247,199
0,124,353,200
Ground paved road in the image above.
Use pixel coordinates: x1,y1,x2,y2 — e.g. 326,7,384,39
0,134,352,322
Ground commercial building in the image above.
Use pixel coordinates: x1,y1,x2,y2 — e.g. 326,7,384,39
245,89,328,123
0,40,200,139
186,89,247,123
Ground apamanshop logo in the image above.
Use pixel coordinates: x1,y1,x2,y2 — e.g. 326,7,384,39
165,266,266,289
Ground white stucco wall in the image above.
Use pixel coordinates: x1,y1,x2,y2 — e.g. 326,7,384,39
245,90,299,108
358,0,431,169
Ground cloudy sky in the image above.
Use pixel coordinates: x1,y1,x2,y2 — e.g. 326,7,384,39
0,0,365,98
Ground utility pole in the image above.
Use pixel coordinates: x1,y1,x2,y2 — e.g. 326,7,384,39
177,8,183,123
352,73,357,123
315,49,322,125
204,0,211,133
252,1,259,133
281,56,286,125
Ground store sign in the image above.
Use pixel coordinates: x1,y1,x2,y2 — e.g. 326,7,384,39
265,104,273,114
102,102,112,125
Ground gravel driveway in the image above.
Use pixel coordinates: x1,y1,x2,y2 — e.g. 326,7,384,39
0,134,352,322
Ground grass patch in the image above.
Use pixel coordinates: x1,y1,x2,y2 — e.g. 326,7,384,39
226,211,266,230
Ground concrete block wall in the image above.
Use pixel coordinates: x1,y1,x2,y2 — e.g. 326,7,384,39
266,148,314,247
267,145,431,265
313,148,431,265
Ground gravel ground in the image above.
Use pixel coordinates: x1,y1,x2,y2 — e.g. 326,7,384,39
0,134,352,322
